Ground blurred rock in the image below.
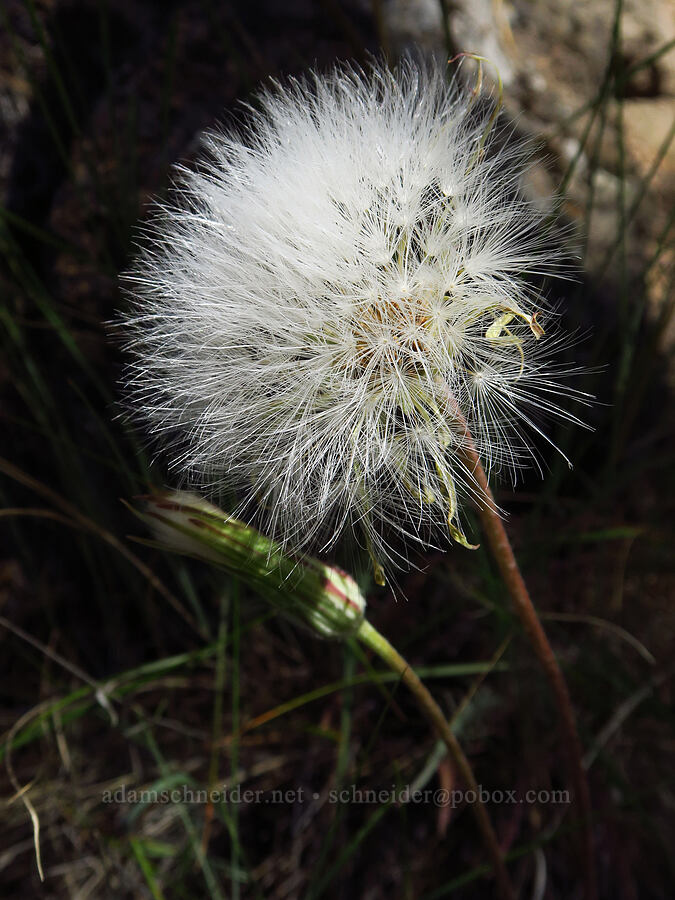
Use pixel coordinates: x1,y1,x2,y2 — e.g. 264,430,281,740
384,0,675,361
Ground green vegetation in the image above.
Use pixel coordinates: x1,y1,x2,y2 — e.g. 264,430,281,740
1,1,673,897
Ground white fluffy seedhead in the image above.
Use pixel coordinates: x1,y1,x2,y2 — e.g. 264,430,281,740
123,58,585,577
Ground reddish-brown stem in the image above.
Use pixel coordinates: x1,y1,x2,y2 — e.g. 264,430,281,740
460,439,596,900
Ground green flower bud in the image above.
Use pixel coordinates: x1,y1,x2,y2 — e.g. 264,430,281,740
130,492,366,640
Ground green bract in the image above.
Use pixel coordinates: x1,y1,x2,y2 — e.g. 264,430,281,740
132,492,366,640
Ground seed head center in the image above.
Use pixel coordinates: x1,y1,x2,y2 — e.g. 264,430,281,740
352,297,432,374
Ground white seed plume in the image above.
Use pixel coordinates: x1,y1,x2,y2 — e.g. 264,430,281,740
123,59,585,576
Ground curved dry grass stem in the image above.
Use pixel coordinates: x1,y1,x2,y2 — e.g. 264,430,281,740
357,619,515,900
458,435,596,900
0,456,205,639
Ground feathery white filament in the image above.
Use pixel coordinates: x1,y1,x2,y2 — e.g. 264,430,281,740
123,59,586,574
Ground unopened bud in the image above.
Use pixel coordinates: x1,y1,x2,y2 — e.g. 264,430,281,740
129,492,366,640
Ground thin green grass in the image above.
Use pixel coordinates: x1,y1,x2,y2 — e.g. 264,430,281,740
1,0,673,896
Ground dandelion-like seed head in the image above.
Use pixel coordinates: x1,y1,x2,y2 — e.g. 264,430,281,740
123,58,584,578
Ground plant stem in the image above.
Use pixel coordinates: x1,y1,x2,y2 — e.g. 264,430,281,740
357,618,515,900
460,440,596,900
